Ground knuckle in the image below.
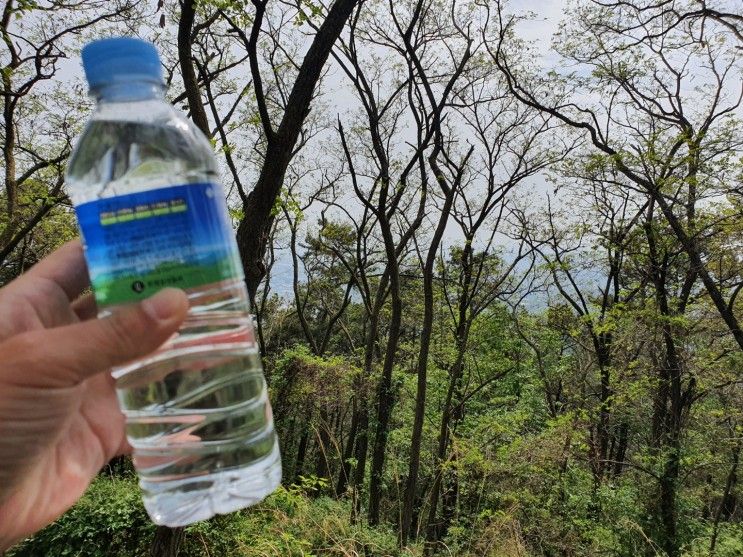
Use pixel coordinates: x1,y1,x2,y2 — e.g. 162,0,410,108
1,332,56,385
8,331,41,356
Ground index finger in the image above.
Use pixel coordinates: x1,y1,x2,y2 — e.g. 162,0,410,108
24,240,90,301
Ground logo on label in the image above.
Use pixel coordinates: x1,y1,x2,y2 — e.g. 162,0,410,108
76,182,240,307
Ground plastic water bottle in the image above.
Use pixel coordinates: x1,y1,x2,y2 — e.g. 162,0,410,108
66,37,281,526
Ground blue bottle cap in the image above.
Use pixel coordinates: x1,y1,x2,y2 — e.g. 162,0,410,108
81,37,164,90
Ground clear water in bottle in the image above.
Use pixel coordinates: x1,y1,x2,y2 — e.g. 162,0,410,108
65,38,281,526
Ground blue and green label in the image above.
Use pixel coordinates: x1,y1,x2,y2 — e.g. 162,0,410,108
76,182,242,307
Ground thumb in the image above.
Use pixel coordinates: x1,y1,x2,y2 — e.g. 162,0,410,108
6,288,189,387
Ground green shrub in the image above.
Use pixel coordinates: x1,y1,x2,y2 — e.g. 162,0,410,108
683,523,743,557
8,477,154,557
8,476,421,557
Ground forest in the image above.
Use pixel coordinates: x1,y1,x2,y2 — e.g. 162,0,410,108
1,0,742,555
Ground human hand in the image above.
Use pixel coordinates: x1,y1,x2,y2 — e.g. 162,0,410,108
0,241,188,550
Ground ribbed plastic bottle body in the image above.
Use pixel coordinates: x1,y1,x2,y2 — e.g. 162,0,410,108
66,93,281,527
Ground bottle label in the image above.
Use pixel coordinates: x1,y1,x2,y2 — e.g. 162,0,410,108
76,182,243,307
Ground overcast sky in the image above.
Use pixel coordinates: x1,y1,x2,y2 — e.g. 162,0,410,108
515,0,564,56
273,0,569,295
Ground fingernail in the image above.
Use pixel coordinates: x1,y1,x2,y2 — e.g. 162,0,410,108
142,288,186,321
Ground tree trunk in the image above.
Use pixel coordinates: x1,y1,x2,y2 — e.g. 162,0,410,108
348,278,388,519
238,0,360,298
177,0,210,138
368,214,403,526
425,243,473,549
710,441,741,554
352,404,370,520
401,174,456,543
658,444,681,557
425,339,467,549
1,58,17,243
336,400,358,495
294,419,312,482
595,334,612,482
441,451,459,537
611,422,629,477
644,207,692,557
315,408,332,483
150,525,186,557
